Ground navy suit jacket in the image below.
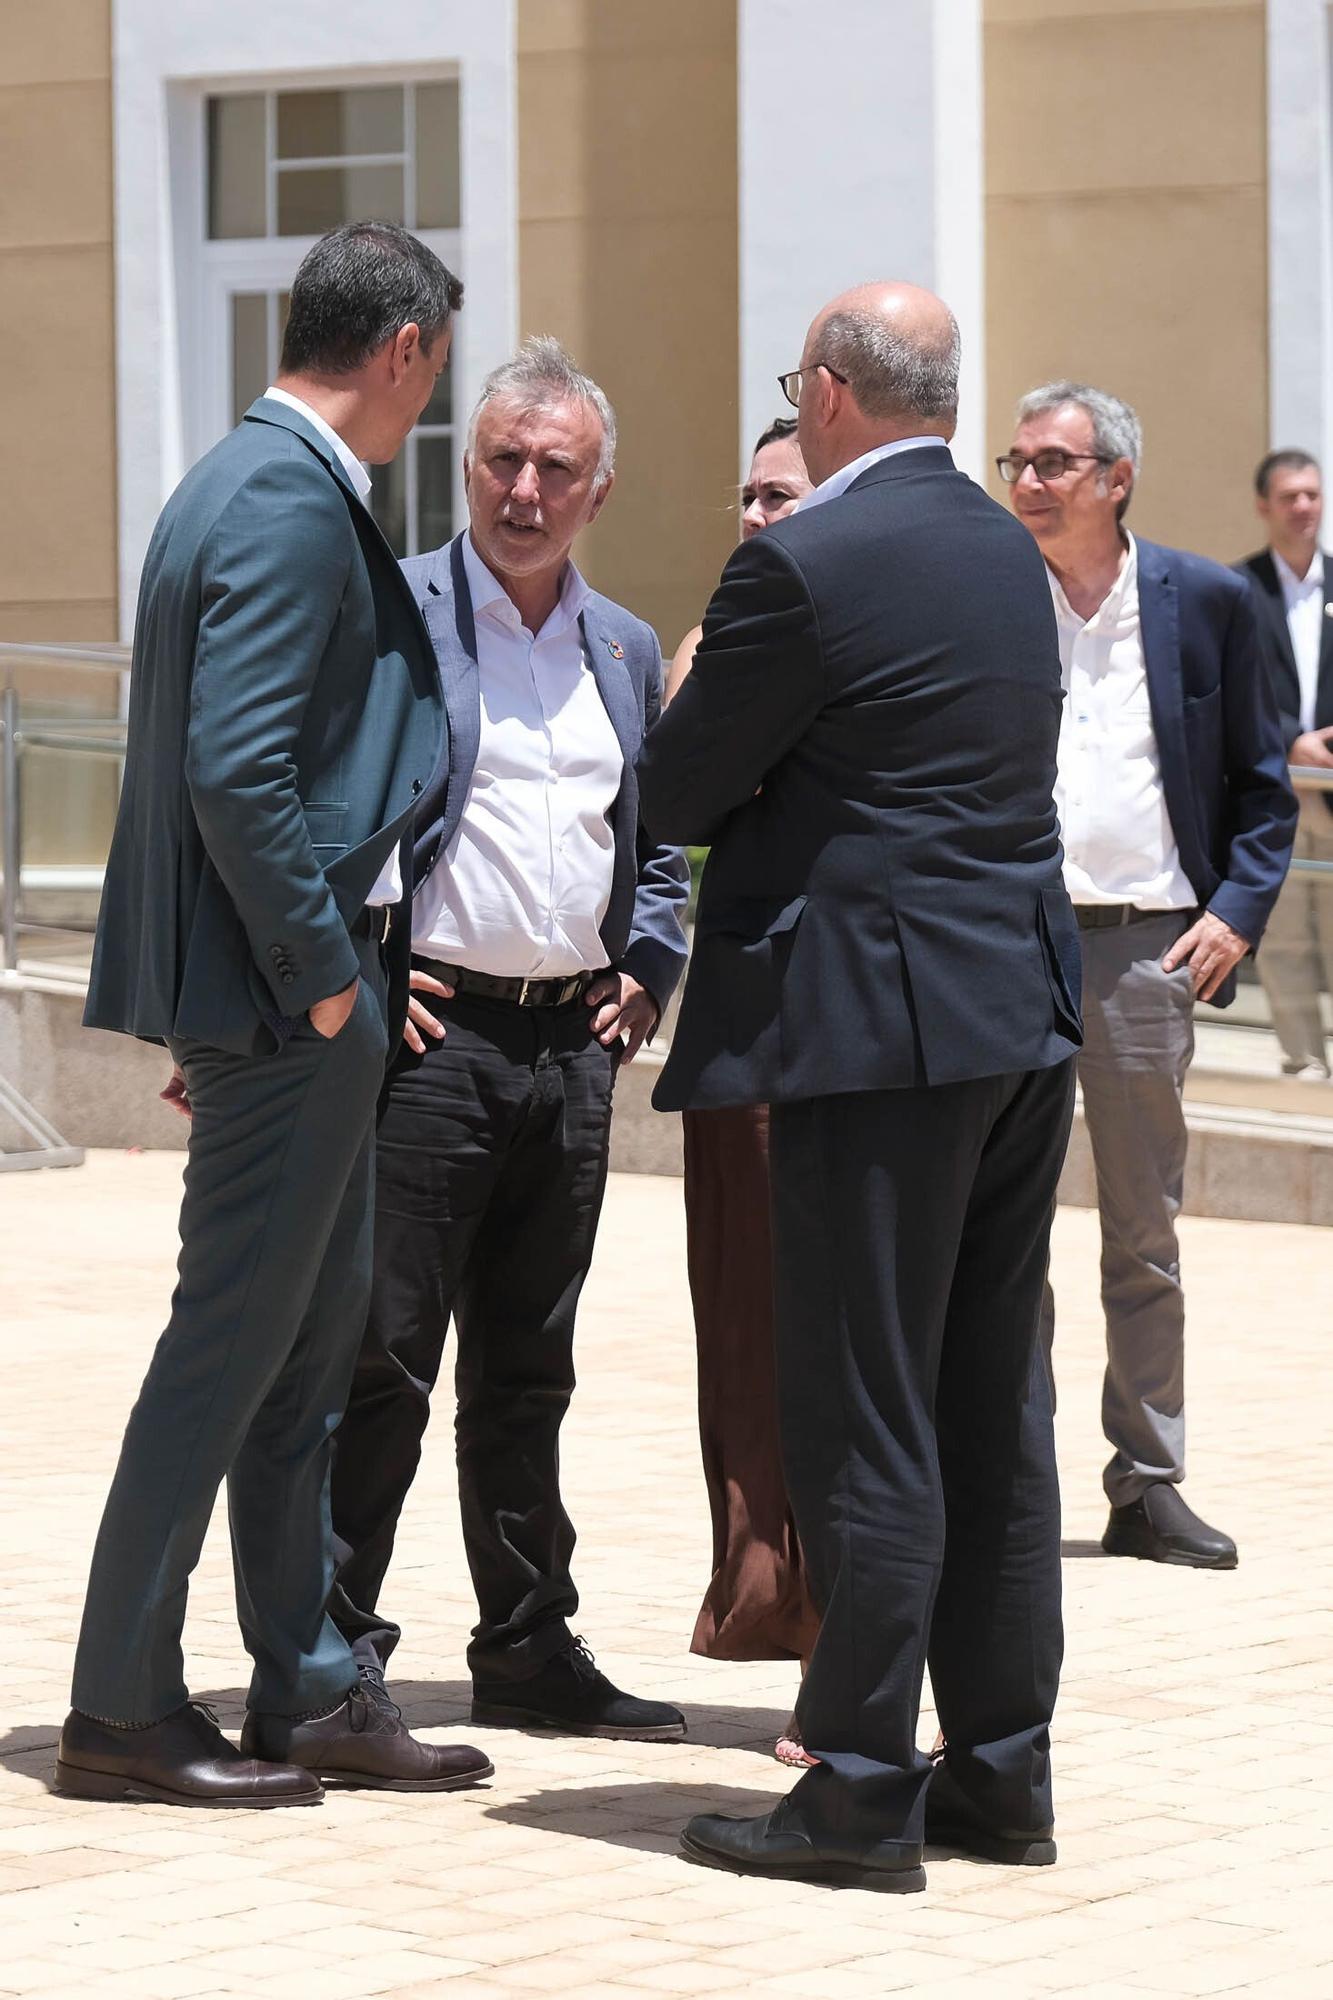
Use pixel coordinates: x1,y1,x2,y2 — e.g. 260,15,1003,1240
1134,538,1296,998
1234,546,1333,821
639,445,1084,1111
399,534,689,1015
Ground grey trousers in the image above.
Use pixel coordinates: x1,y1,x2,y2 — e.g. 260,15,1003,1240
1040,911,1195,1508
71,940,388,1727
1257,799,1333,1075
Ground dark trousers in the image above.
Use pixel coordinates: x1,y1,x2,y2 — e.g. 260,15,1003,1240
328,987,617,1682
71,941,389,1726
770,1058,1075,1852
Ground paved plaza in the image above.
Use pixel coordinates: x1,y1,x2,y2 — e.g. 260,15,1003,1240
2,1149,1331,1999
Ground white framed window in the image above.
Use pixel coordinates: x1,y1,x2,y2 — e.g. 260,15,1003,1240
200,79,463,558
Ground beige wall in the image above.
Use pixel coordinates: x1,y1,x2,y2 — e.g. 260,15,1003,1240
516,0,739,650
984,0,1268,563
0,0,117,641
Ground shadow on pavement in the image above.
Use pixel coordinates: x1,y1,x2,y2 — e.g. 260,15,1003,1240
484,1779,781,1856
1061,1539,1109,1558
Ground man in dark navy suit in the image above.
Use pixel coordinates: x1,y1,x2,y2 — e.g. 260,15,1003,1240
328,340,690,1742
640,283,1082,1893
1003,383,1296,1572
1236,450,1333,1078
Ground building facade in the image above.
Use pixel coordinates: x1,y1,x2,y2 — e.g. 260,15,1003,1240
3,0,1330,794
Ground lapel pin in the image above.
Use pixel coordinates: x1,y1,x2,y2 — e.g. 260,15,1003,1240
606,637,625,660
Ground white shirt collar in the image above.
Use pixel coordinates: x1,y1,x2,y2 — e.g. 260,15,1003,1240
461,530,591,639
262,386,372,502
1047,534,1138,632
1273,546,1324,595
798,436,948,513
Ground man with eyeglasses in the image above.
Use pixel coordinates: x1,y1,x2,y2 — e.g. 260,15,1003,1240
1001,381,1295,1572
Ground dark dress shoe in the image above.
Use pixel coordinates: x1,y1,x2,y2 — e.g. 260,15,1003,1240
241,1684,493,1791
681,1797,926,1893
471,1636,686,1741
1102,1484,1237,1569
925,1759,1056,1865
55,1702,322,1808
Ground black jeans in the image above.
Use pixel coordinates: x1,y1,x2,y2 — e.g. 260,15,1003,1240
770,1058,1075,1851
328,985,617,1682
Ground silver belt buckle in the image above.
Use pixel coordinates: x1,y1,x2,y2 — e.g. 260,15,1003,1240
518,976,532,1005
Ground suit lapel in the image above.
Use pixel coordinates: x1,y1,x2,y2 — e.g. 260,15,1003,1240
1136,540,1193,853
579,600,642,769
413,536,481,883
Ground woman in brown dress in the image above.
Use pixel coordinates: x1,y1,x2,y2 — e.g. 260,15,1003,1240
665,420,820,1763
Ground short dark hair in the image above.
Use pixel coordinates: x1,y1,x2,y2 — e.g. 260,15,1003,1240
280,221,463,376
1255,448,1320,498
753,416,798,454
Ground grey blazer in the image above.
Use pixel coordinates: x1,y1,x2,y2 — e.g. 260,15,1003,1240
401,534,689,1015
85,396,445,1055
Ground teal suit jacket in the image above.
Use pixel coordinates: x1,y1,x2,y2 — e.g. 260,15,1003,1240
85,397,445,1056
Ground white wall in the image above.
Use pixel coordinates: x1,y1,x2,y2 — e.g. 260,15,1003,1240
737,0,985,479
111,0,518,637
1267,0,1333,475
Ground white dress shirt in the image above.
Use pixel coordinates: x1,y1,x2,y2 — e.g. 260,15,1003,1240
412,533,624,976
262,387,405,910
1047,536,1193,910
798,435,947,512
1274,547,1325,736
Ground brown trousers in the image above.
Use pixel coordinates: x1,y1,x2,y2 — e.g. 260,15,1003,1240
683,1104,820,1661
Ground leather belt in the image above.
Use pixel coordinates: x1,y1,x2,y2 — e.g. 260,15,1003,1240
413,956,602,1009
1074,903,1179,931
353,905,393,944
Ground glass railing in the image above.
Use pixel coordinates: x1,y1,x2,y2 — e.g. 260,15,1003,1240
0,643,129,981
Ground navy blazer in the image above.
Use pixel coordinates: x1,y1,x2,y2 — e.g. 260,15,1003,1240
400,534,689,1015
1134,538,1296,994
1235,547,1333,821
639,446,1084,1111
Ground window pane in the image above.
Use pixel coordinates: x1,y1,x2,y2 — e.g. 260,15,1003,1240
277,164,404,236
416,437,454,555
421,355,453,426
276,87,403,160
371,456,408,558
208,95,266,239
231,293,269,425
414,80,461,229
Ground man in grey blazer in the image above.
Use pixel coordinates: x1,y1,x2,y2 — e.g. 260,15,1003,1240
326,340,690,1741
58,223,491,1807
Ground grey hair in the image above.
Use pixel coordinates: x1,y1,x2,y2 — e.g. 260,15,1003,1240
1015,380,1143,518
467,335,617,483
817,306,961,424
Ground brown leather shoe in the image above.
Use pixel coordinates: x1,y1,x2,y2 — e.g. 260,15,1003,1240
241,1684,494,1792
55,1702,323,1808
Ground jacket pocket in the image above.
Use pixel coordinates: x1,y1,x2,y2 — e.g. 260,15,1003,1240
705,892,808,942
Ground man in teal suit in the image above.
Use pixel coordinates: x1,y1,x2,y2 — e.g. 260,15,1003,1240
58,223,491,1807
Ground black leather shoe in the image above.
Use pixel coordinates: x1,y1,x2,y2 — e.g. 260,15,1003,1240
471,1636,686,1741
681,1797,925,1892
1102,1484,1237,1569
55,1703,322,1808
242,1685,494,1791
925,1759,1056,1865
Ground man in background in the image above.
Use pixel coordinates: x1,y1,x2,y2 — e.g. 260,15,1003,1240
1002,382,1295,1573
1236,451,1333,1079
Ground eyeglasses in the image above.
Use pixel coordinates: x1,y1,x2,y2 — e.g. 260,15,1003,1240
778,362,849,409
996,449,1115,484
